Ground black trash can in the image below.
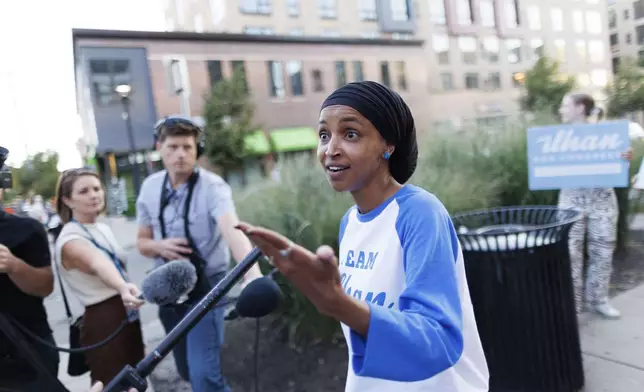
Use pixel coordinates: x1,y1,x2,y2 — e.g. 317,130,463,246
452,206,584,392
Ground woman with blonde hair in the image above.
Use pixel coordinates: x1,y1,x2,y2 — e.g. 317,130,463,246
54,168,145,386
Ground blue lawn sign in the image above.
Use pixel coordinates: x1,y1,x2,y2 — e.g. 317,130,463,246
527,120,631,190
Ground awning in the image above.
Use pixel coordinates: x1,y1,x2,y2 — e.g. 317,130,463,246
244,130,271,155
269,127,318,152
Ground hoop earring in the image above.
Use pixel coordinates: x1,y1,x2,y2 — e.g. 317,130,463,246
383,151,391,160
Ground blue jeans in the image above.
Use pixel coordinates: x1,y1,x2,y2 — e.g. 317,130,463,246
158,273,230,392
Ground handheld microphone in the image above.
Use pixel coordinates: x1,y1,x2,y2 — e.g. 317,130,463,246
104,248,264,392
138,260,198,306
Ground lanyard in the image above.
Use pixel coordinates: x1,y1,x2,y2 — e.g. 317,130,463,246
71,219,127,280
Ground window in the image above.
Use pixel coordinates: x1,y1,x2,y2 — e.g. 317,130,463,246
211,0,225,24
635,0,644,19
392,33,413,40
352,61,364,82
482,37,499,63
440,73,453,90
267,61,285,98
359,0,377,21
240,0,271,15
311,69,324,92
638,25,644,44
287,0,299,16
395,61,407,90
486,72,501,89
608,9,616,28
380,61,391,87
320,30,341,37
480,0,495,27
335,61,346,88
231,60,248,92
456,0,473,25
531,38,544,59
459,36,477,64
194,15,204,32
244,26,273,35
576,40,587,63
505,0,520,28
391,0,411,21
361,31,381,39
428,0,446,25
627,33,632,44
289,28,304,36
318,0,337,19
572,10,584,33
551,8,563,31
286,61,304,96
610,33,618,46
612,58,620,74
506,39,522,64
206,60,223,88
167,58,189,95
433,35,450,64
527,6,540,30
588,40,605,62
625,9,630,19
464,73,479,89
554,39,566,62
89,59,131,105
585,11,602,34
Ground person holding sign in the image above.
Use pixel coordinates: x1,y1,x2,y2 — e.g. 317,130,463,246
557,93,633,319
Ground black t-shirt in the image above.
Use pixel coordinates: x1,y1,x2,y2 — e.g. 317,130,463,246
0,210,52,337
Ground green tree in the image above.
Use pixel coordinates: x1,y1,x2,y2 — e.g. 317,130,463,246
202,67,257,174
13,151,60,199
606,57,644,117
520,56,576,115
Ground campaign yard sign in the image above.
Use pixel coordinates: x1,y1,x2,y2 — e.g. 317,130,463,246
527,120,631,190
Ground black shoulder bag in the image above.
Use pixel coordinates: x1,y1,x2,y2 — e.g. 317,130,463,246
52,257,89,377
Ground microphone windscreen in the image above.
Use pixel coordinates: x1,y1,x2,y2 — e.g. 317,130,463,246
141,260,197,306
235,277,282,318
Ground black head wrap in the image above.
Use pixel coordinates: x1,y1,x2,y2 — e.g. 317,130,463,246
320,81,418,184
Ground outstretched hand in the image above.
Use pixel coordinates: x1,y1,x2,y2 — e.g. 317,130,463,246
235,222,345,316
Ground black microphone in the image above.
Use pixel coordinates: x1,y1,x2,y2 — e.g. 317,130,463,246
230,269,282,319
103,248,264,392
139,260,197,305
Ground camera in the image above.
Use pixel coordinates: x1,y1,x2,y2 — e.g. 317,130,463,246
0,146,14,189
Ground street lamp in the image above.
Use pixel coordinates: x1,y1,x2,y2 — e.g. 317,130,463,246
115,84,141,197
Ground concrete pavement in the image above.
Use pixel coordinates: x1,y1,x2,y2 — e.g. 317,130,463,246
579,284,644,392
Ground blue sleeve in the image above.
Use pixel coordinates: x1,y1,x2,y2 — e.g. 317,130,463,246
349,194,464,382
338,207,352,246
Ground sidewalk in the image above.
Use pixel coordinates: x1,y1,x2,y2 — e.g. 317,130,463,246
579,284,644,391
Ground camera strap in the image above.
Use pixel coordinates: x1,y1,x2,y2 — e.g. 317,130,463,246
158,170,210,303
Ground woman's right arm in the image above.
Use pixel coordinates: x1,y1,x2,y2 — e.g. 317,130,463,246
61,239,128,293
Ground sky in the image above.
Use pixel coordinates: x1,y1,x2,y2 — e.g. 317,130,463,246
0,0,165,170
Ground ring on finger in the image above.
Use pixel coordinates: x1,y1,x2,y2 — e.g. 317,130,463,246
279,242,294,258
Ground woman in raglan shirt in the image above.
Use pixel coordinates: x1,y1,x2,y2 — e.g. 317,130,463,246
236,81,489,392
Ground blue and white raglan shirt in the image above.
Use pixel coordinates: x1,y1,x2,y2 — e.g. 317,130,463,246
338,185,489,392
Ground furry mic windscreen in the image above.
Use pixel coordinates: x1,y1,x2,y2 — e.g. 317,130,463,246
141,260,198,306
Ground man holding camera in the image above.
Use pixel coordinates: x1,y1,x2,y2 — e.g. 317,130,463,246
0,147,58,391
136,118,262,392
